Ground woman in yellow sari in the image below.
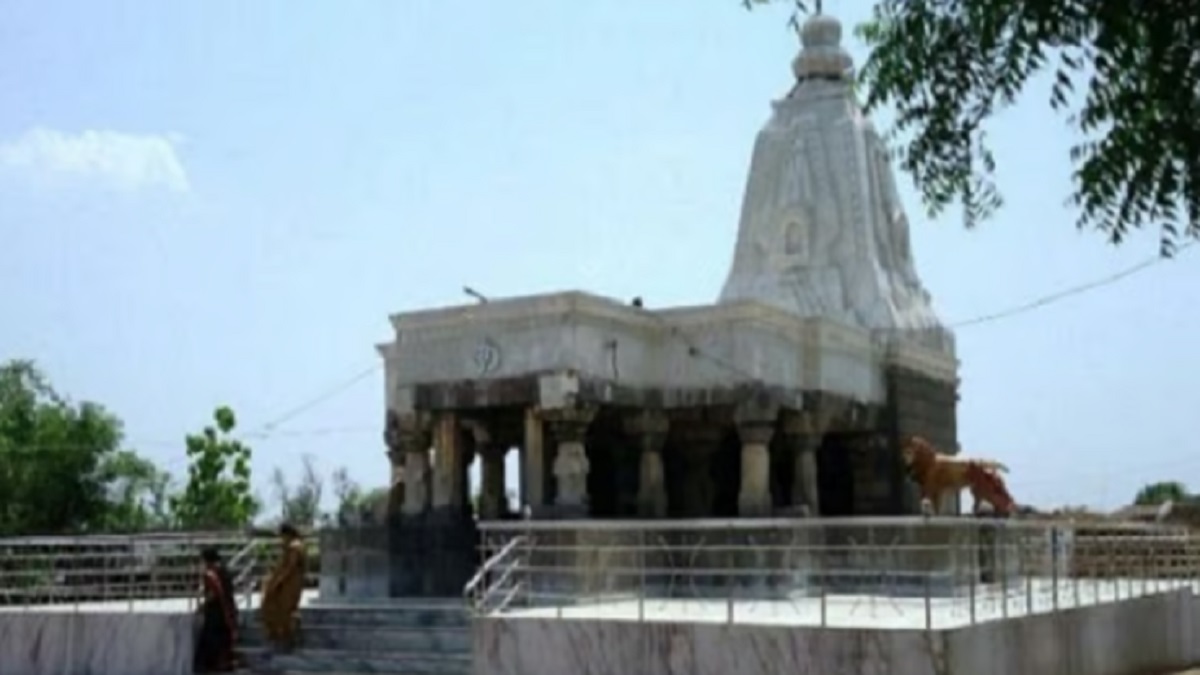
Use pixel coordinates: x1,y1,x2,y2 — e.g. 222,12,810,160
260,523,306,649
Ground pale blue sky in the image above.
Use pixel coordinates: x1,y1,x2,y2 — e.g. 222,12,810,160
1,1,1195,514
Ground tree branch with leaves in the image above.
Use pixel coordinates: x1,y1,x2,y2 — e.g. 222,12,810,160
170,406,258,530
747,0,1200,253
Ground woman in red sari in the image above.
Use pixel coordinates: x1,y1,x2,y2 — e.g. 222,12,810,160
194,548,239,673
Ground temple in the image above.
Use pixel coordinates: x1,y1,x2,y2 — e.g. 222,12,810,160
369,13,959,597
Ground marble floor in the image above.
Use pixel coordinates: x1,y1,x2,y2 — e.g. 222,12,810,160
2,579,1193,631
492,578,1200,630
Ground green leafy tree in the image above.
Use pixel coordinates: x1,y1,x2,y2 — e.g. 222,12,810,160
97,450,175,532
746,0,1200,252
170,406,258,530
1133,481,1189,506
0,360,126,535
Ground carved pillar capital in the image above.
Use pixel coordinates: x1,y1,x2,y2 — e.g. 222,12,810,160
733,400,780,429
385,409,433,518
542,404,598,443
543,405,596,512
623,410,670,451
736,422,775,446
384,409,431,455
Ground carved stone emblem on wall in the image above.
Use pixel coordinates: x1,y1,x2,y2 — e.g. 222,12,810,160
471,337,502,376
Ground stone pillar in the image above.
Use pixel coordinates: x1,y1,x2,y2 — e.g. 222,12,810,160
522,407,545,511
544,406,597,513
623,411,670,518
403,452,430,516
381,410,431,518
469,424,507,521
383,410,408,518
736,404,778,517
737,423,774,516
430,412,465,512
792,436,821,515
386,449,406,517
780,411,824,516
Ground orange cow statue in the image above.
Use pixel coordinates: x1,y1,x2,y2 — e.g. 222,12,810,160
900,436,1017,518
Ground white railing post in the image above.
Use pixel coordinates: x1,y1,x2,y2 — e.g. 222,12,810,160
1051,527,1059,612
968,531,976,625
638,530,645,623
127,534,135,613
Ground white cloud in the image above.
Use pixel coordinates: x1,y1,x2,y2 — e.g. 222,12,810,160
0,127,190,193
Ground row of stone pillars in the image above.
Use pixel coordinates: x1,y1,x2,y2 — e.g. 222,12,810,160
384,405,834,520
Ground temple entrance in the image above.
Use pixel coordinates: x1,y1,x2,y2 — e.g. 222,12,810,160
710,429,742,518
816,434,855,516
769,431,793,511
584,409,627,518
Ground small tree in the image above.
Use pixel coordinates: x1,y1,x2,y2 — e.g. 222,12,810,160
170,406,257,530
271,455,323,529
330,467,364,522
98,450,174,531
1133,481,1188,506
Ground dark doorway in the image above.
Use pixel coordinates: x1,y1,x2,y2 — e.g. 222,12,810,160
769,432,793,510
663,439,684,518
817,434,855,516
710,429,742,518
584,409,624,517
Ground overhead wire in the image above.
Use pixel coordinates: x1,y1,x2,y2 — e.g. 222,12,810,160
949,241,1194,329
5,240,1193,490
244,363,382,438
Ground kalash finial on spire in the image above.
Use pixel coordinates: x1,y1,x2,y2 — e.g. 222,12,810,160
791,10,854,83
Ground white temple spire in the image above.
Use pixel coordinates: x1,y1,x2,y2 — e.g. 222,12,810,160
719,12,954,355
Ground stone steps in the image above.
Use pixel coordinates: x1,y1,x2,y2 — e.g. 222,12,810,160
234,599,472,675
238,646,470,674
296,602,471,629
239,623,471,653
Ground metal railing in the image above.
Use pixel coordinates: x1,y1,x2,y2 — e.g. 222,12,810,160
464,535,527,614
470,517,1200,630
0,531,320,614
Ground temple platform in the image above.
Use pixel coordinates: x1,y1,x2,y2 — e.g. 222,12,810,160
0,592,321,675
476,586,1200,675
487,578,1198,630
